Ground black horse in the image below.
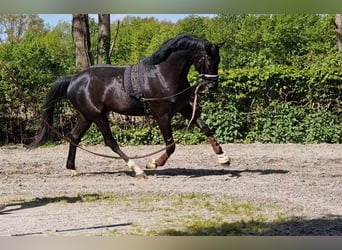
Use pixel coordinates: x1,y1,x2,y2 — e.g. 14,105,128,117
29,34,230,178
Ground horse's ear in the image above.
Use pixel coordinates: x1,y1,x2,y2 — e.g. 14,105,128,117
216,42,226,49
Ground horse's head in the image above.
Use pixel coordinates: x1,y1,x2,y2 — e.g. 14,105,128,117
143,34,224,90
193,42,223,90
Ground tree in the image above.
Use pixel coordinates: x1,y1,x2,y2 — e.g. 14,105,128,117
97,14,111,64
72,14,93,70
334,14,342,52
176,15,207,38
0,22,75,144
0,14,45,42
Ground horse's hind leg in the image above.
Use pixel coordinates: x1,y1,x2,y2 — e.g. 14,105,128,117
180,104,230,166
94,113,146,178
66,115,92,170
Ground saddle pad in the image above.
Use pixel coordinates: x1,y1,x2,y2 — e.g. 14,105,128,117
124,63,143,101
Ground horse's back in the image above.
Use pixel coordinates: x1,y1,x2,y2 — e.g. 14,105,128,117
88,64,127,70
66,64,142,117
87,64,127,75
69,64,127,89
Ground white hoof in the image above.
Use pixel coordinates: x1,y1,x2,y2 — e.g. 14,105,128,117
127,159,145,176
146,159,157,170
70,170,78,177
217,152,230,165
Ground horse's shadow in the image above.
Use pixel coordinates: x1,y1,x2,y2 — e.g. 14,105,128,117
144,167,289,178
0,195,88,215
81,167,289,178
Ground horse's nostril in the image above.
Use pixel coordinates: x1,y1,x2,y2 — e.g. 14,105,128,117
206,81,218,90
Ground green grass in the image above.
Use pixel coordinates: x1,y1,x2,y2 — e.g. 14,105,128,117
3,192,294,236
153,218,270,236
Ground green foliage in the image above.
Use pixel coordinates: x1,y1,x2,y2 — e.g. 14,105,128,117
175,15,208,38
302,110,342,143
111,17,177,65
216,64,342,144
246,103,341,143
219,64,342,112
173,128,207,145
0,21,75,144
246,104,305,143
201,102,244,143
0,14,45,42
82,120,164,146
114,125,162,146
1,14,342,145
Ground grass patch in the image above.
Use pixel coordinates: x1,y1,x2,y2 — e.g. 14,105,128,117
110,192,292,236
3,192,294,235
154,218,271,236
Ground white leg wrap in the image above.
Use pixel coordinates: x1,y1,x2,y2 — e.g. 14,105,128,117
127,160,144,176
146,159,157,169
217,152,230,165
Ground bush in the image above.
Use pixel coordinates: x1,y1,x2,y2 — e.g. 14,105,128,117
201,102,244,143
246,103,342,143
303,110,342,143
246,103,305,143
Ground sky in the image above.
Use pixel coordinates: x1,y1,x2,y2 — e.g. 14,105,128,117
39,14,216,27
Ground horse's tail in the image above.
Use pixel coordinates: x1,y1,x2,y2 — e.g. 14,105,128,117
28,76,72,149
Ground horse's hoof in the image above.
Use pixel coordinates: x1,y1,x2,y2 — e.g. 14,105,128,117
127,159,146,177
146,159,157,169
135,171,148,179
217,152,231,166
70,170,78,177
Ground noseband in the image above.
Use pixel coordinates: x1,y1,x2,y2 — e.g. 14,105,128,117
200,73,219,81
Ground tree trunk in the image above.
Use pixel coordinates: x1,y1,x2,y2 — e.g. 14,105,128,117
97,14,111,64
72,14,93,70
109,20,121,58
335,14,342,53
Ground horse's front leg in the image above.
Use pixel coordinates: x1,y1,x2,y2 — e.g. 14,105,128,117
196,118,230,165
180,105,230,166
146,113,175,169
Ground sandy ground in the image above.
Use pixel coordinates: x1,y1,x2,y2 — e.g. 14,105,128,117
0,143,341,235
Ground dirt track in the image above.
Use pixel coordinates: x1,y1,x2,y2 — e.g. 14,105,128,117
0,143,342,235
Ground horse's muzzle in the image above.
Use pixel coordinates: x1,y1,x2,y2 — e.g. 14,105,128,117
200,74,219,90
206,79,219,90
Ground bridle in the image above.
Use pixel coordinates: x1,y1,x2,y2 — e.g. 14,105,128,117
200,73,219,83
197,53,219,84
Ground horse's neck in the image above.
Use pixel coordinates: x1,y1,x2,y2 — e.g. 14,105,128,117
162,50,194,77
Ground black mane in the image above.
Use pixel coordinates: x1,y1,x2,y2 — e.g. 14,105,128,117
143,34,212,65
